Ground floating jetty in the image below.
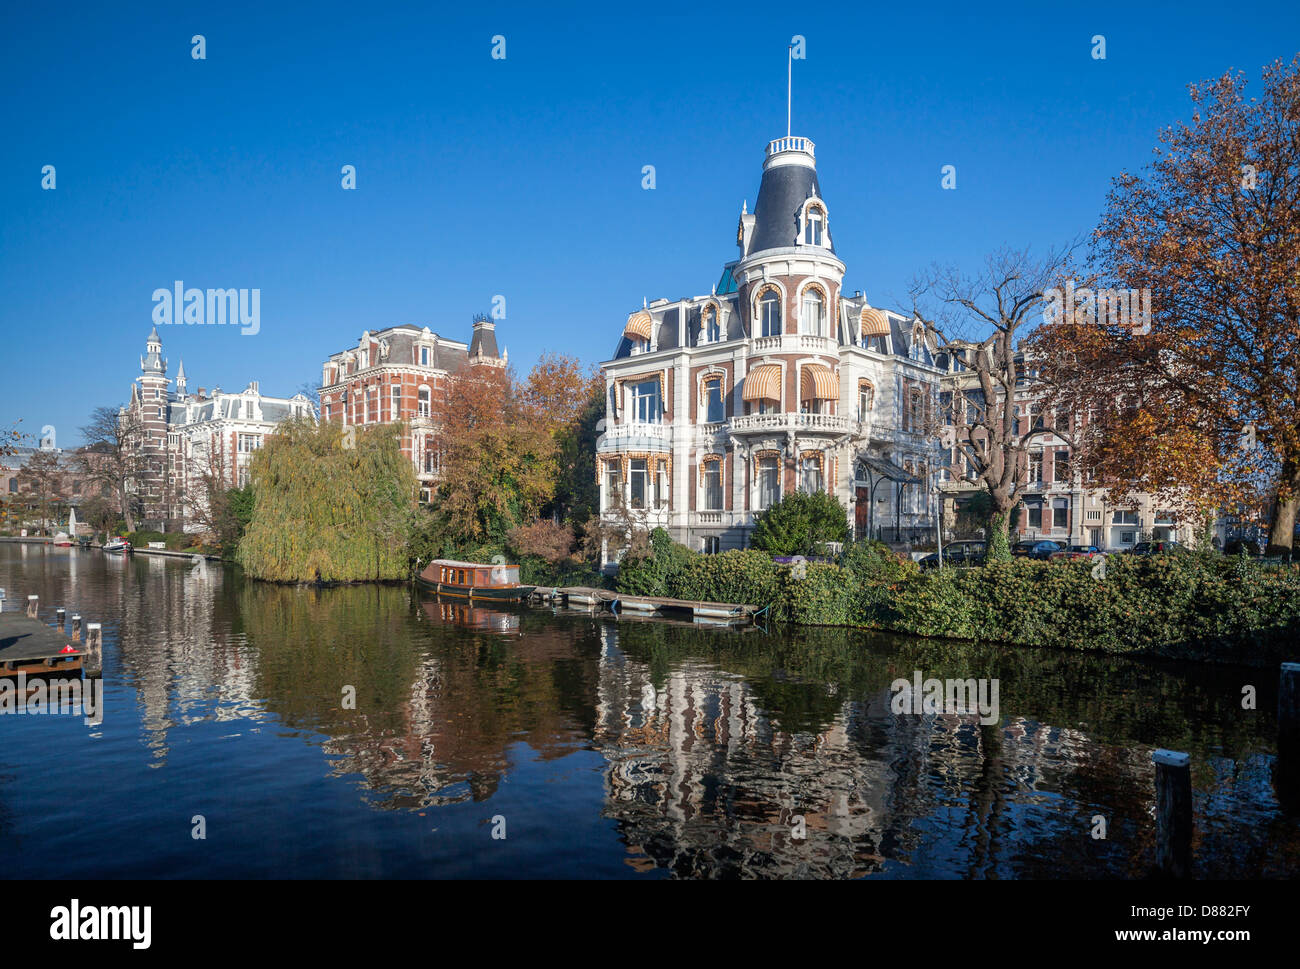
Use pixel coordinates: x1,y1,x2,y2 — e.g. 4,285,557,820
0,594,101,677
532,587,765,625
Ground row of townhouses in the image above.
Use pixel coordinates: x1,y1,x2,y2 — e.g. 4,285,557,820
38,128,1244,550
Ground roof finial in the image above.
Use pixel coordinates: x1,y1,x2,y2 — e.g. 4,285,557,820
643,297,647,309
742,199,747,214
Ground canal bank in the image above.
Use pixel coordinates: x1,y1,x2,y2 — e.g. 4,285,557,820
1,541,1298,879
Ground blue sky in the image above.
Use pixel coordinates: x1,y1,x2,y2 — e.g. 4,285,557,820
2,1,1296,446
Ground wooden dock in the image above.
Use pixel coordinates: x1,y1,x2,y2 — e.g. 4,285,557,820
532,586,765,625
0,611,85,677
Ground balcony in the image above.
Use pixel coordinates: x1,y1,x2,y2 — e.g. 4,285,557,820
728,412,856,436
598,421,672,451
747,334,838,356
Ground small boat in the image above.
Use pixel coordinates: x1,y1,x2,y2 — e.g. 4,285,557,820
53,532,72,547
416,558,535,601
103,536,132,553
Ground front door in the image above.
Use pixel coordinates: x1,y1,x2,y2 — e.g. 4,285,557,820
855,487,869,538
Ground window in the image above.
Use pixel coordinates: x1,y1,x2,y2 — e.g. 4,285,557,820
866,334,889,353
629,459,649,509
631,380,661,423
1121,531,1136,545
655,461,669,508
1030,403,1044,430
420,346,430,366
803,207,823,245
425,451,438,475
1028,503,1042,529
703,536,721,555
604,461,623,507
237,468,249,488
798,455,822,494
1155,511,1176,525
1053,450,1069,482
1086,510,1101,522
1028,451,1043,482
758,456,780,509
702,377,724,423
800,288,825,336
703,459,722,510
759,290,782,337
703,308,721,344
1114,510,1139,525
8,477,16,493
237,434,261,453
391,386,401,422
757,398,777,415
858,381,874,418
418,387,431,418
1052,500,1069,530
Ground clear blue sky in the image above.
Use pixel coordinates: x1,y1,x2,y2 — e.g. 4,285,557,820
2,1,1296,446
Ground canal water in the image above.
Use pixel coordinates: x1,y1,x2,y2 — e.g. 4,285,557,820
1,544,1295,878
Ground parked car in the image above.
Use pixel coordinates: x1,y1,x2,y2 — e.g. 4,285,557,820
1223,538,1263,557
919,541,987,570
1012,540,1063,560
1125,540,1186,555
1049,544,1103,560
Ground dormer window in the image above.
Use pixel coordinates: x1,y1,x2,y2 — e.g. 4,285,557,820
702,306,721,344
419,346,430,366
804,209,823,245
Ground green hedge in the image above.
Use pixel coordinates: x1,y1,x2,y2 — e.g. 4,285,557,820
614,536,1300,662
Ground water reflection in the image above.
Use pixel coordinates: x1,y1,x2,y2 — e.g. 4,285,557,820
1,544,1296,879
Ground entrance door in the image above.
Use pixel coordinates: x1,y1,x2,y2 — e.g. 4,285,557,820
855,487,869,538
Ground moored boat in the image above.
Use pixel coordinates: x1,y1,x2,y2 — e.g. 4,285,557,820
103,536,132,553
416,558,535,601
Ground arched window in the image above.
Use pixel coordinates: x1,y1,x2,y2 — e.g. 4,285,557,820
701,457,723,510
803,206,825,246
800,286,826,336
417,387,431,418
701,376,725,424
702,306,721,344
858,379,874,418
758,288,782,337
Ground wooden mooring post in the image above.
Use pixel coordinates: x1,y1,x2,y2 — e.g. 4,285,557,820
55,607,65,629
71,615,82,642
1152,749,1192,878
85,623,103,677
26,594,38,619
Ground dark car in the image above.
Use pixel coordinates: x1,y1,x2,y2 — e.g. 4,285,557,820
919,541,987,570
1126,540,1186,556
1049,544,1102,560
1012,540,1063,560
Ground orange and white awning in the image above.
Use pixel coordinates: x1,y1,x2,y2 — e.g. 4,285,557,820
860,305,891,337
624,310,654,342
800,364,837,400
742,364,782,402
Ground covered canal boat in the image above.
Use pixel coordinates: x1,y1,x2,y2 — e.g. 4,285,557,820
416,559,535,602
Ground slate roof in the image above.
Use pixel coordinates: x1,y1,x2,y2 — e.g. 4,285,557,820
749,161,832,256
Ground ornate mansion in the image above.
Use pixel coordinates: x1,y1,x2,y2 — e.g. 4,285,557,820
596,133,942,561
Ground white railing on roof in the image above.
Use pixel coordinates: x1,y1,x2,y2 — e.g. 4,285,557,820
767,136,815,157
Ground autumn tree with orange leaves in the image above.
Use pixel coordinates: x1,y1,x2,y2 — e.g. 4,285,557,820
424,352,604,555
1035,57,1300,549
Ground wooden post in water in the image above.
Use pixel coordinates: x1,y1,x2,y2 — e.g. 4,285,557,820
1153,749,1192,878
56,607,66,629
71,615,82,642
26,594,38,618
85,623,103,677
1277,663,1300,808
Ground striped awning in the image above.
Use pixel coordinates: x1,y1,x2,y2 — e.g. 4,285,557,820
861,305,891,337
624,310,654,342
742,364,782,402
800,364,837,400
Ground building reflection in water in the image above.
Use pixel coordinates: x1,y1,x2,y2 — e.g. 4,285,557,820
24,547,1284,879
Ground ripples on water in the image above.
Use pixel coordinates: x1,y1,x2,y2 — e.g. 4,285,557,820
1,544,1295,879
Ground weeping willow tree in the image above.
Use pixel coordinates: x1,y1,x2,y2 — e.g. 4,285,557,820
237,418,418,582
